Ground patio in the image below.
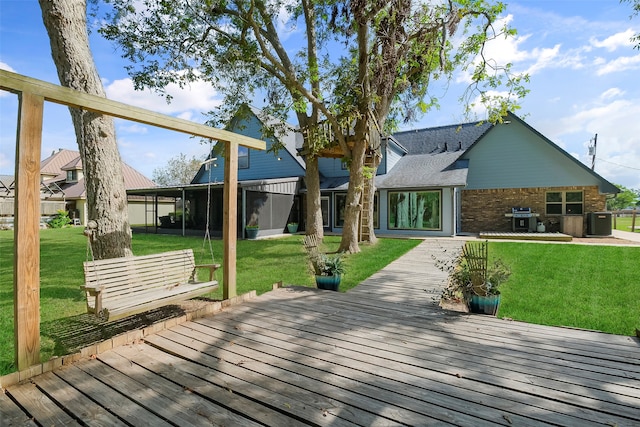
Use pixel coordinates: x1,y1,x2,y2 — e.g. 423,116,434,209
2,239,639,426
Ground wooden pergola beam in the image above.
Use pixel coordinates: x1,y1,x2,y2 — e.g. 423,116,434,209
0,70,265,371
0,70,265,149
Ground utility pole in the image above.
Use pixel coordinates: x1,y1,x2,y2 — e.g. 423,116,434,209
588,133,598,170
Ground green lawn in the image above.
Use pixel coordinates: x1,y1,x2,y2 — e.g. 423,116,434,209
612,215,640,233
491,242,640,336
0,228,421,375
2,230,638,376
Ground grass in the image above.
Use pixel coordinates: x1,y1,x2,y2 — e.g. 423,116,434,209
612,215,640,233
0,228,421,375
2,229,638,376
491,242,640,336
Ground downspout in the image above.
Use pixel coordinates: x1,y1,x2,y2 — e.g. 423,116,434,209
181,187,186,237
241,186,246,239
451,187,456,236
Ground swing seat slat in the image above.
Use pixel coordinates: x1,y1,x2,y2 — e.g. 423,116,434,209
81,249,220,322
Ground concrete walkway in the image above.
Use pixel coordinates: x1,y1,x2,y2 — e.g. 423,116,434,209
613,229,640,243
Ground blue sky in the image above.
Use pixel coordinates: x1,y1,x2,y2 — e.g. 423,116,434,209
1,0,639,189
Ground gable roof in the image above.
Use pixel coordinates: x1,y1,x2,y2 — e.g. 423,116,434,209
392,121,492,154
245,105,305,169
40,149,156,199
193,105,305,184
377,152,468,189
40,149,79,179
321,151,468,191
462,112,619,194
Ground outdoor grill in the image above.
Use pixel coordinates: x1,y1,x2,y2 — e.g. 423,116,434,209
505,207,539,232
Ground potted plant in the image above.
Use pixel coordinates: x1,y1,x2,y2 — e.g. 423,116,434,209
310,253,345,291
287,222,298,233
438,241,511,315
245,224,259,239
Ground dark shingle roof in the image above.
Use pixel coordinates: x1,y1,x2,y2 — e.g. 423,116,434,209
392,121,492,154
320,151,468,191
376,152,468,189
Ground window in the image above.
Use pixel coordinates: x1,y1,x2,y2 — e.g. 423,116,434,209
320,196,330,227
334,193,379,229
546,191,583,215
66,170,78,182
238,146,249,169
388,190,441,230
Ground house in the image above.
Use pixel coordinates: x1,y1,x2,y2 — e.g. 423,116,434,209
189,105,306,237
321,112,617,237
129,108,618,238
0,149,171,227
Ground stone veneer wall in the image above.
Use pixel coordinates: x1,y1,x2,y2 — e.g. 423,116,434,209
461,186,607,234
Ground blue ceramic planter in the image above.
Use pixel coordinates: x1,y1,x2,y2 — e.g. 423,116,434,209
245,227,259,239
315,275,341,291
467,293,501,315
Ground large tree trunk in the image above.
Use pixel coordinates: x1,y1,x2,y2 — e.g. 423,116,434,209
364,154,380,245
304,154,324,239
39,0,132,259
338,139,367,253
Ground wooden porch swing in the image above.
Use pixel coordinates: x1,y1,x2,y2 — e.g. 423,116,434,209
1,70,266,371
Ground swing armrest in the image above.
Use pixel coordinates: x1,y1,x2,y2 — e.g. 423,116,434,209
80,285,104,314
193,263,221,282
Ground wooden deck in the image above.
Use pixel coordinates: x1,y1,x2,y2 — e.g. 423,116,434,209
3,239,640,426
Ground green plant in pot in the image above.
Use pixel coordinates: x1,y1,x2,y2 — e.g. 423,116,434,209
311,253,346,291
245,224,259,239
439,241,511,315
287,222,298,233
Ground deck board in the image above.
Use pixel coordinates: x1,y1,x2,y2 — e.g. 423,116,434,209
190,301,637,425
3,238,640,426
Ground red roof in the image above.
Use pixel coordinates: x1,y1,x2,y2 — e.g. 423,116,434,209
40,149,155,199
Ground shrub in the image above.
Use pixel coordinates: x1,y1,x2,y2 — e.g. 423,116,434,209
48,210,71,228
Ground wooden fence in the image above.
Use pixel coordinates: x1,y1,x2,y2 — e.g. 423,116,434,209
612,208,639,232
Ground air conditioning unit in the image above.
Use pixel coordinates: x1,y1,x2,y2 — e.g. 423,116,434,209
587,212,612,236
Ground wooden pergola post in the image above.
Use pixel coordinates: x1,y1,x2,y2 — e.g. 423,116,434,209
223,142,238,299
0,70,265,373
13,92,44,370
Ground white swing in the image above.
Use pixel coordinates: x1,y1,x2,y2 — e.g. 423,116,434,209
80,129,220,322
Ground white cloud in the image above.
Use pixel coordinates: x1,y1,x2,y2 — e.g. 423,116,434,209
595,54,640,76
466,89,516,118
0,62,17,98
118,123,148,134
460,14,590,82
176,111,194,121
590,29,636,52
0,61,16,72
104,76,222,120
600,88,624,100
521,44,562,75
549,100,640,188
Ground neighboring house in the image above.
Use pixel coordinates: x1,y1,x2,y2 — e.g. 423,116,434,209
129,108,619,238
0,149,171,226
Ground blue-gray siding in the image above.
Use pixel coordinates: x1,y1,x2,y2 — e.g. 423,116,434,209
385,144,405,174
462,120,605,190
192,113,305,184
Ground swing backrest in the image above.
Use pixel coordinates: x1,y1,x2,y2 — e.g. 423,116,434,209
83,249,196,305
